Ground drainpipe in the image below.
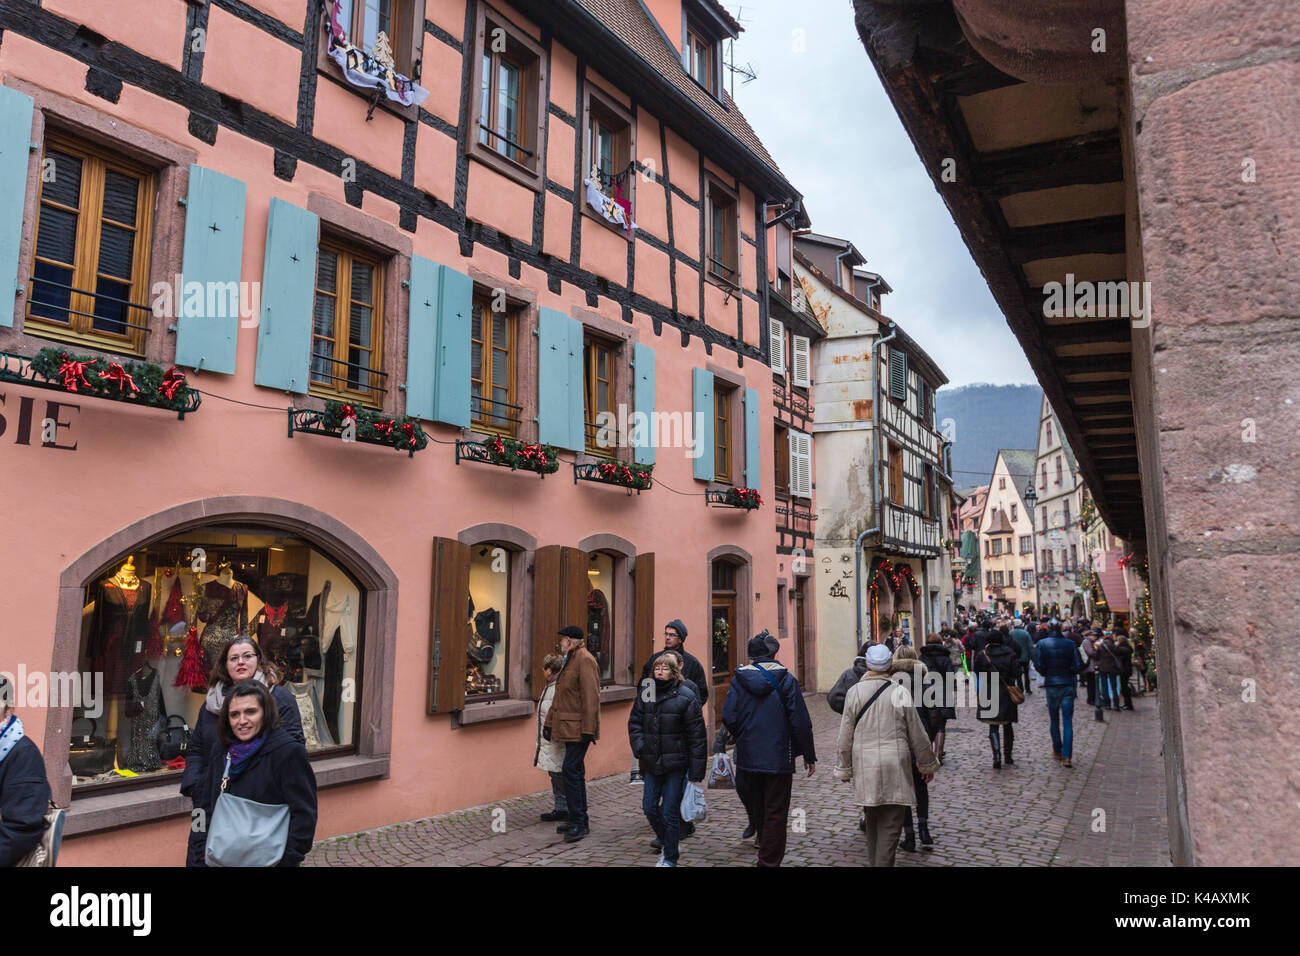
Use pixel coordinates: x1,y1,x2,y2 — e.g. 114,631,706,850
863,277,883,311
835,248,854,289
855,322,898,648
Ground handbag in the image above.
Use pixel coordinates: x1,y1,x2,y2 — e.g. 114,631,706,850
68,717,116,776
983,651,1025,706
13,802,65,867
155,715,191,762
680,779,708,823
205,754,291,867
706,752,735,790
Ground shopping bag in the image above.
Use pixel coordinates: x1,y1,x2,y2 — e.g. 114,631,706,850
706,752,735,790
680,780,708,823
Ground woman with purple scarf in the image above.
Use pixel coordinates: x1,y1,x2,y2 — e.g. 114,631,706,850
205,681,317,866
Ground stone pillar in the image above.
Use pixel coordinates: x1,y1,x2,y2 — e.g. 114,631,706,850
1125,0,1300,865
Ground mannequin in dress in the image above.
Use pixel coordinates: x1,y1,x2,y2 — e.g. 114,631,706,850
114,557,140,590
91,556,152,742
196,562,248,674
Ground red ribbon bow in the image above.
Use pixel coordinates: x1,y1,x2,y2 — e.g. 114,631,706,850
57,355,96,392
339,404,357,427
401,422,417,447
158,366,187,401
99,362,140,394
373,418,394,437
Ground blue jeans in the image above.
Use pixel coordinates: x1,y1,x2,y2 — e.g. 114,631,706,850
642,770,687,863
562,740,591,829
1097,674,1120,708
1045,684,1075,760
549,771,567,813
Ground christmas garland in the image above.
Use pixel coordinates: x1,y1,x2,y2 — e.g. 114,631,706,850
482,434,561,475
28,348,196,413
724,486,763,510
322,400,428,452
594,459,653,490
891,563,921,599
868,556,894,593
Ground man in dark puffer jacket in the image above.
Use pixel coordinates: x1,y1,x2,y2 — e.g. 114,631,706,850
628,656,707,866
827,644,871,714
0,677,53,867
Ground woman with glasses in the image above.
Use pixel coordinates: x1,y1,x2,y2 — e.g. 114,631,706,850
181,635,303,866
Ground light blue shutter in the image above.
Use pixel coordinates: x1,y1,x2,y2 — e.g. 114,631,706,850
692,368,714,481
432,264,472,427
254,199,318,393
744,386,761,492
0,87,34,328
538,307,583,451
633,342,655,466
404,254,439,420
175,165,246,373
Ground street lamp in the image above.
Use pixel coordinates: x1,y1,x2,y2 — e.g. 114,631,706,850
1024,481,1039,618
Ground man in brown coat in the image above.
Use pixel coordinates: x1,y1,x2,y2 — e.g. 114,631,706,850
544,625,600,843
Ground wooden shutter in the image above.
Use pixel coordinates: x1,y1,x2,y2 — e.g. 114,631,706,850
769,317,785,375
175,165,246,374
791,335,810,387
774,425,790,496
538,308,584,450
405,254,439,420
633,342,655,466
743,386,761,492
427,536,470,714
791,430,812,498
433,263,473,426
692,368,714,481
531,545,590,698
633,552,655,682
889,444,904,505
254,198,319,393
0,87,34,328
888,348,907,402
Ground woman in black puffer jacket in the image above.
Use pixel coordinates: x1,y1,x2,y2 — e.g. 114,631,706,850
628,654,707,867
974,629,1020,769
918,634,957,763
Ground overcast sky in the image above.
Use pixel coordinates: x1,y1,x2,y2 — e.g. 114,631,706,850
727,0,1037,389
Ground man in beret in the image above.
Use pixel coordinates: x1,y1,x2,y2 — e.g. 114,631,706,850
544,625,600,843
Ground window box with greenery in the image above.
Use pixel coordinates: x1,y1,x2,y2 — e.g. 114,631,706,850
4,347,200,418
707,486,762,510
288,399,428,456
574,459,653,493
319,0,429,119
456,433,560,476
467,5,547,190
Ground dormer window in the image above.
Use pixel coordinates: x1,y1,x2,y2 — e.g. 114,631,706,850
686,23,718,95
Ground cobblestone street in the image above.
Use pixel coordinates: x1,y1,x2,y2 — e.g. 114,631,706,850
307,683,1170,867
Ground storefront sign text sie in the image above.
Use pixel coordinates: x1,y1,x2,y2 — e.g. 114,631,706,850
0,392,79,451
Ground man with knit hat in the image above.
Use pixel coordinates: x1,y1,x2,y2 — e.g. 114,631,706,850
721,630,816,866
640,619,709,708
544,625,600,843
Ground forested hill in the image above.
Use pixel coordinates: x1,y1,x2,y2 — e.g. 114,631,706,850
937,383,1043,487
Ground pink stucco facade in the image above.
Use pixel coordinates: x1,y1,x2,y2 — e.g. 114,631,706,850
0,0,800,864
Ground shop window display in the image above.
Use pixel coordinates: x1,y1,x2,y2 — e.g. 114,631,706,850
466,546,509,697
71,526,362,788
586,552,615,683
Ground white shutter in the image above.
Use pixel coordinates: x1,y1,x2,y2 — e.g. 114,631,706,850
769,317,785,375
792,335,811,387
791,430,812,498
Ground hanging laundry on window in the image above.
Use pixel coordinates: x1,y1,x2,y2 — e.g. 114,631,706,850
584,177,638,234
326,1,429,108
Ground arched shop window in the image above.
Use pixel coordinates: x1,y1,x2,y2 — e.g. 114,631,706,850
586,552,616,684
467,544,511,698
711,559,738,676
71,525,363,790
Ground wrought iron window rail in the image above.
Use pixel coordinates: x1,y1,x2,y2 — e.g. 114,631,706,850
286,406,425,457
573,461,652,494
772,380,811,418
28,277,154,333
471,394,522,433
478,125,534,158
0,349,200,419
310,355,389,395
706,488,762,511
708,256,737,280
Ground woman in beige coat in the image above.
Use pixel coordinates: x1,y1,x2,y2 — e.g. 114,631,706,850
534,654,567,822
834,643,939,867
